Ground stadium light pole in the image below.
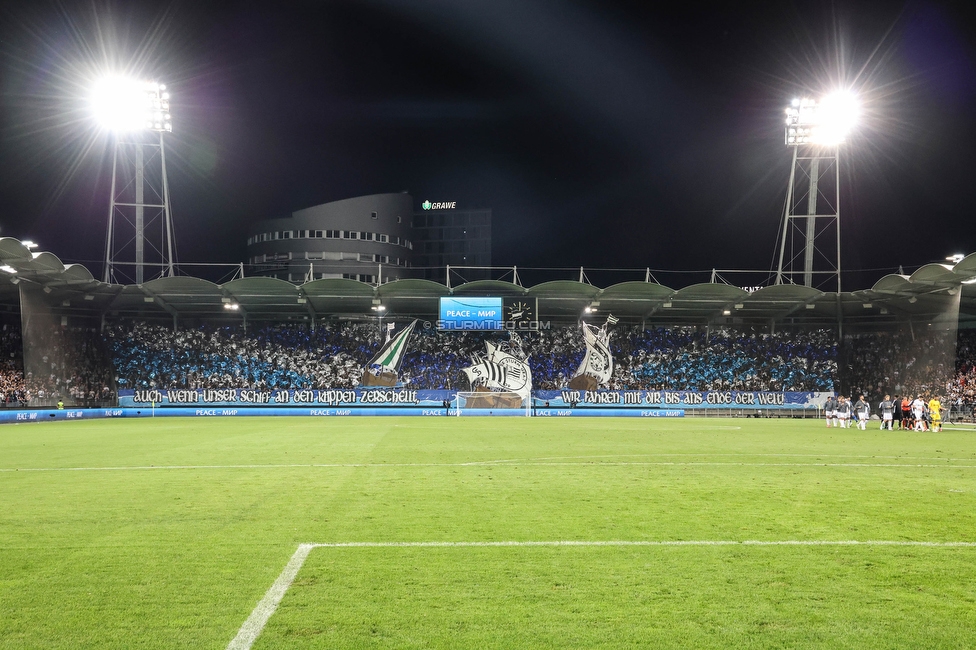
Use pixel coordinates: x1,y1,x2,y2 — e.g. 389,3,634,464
775,91,859,291
92,77,175,284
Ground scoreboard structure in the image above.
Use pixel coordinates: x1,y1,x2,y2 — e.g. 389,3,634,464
438,297,539,331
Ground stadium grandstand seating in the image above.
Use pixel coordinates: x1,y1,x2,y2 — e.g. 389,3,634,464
1,317,975,413
1,323,113,407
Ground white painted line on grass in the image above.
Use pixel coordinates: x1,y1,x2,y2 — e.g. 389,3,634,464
473,452,976,462
305,539,976,548
226,543,314,650
6,460,976,473
228,538,976,648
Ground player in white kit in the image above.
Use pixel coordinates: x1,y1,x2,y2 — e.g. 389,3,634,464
912,396,926,431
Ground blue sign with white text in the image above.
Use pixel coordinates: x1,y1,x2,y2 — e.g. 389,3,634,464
438,297,503,330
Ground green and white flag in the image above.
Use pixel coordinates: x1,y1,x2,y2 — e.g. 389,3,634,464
367,320,417,373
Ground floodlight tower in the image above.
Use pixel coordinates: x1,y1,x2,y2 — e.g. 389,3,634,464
775,92,858,291
93,77,175,284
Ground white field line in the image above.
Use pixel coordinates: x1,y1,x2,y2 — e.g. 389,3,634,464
479,452,976,462
229,538,976,649
226,543,314,650
306,539,976,548
6,460,976,473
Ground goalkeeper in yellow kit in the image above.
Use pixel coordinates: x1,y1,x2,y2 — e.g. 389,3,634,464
928,396,943,432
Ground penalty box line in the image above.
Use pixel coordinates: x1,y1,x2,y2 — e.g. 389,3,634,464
227,539,976,650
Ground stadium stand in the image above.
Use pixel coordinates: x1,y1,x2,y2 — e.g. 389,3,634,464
606,327,836,392
843,330,953,401
1,324,113,407
1,323,27,406
2,318,974,415
950,330,976,415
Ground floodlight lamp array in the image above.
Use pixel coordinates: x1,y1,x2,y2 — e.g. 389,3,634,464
147,83,174,133
91,77,173,133
784,93,857,147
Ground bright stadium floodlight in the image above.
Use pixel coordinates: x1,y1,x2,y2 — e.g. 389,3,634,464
776,89,859,292
785,91,859,146
97,76,176,285
91,76,173,133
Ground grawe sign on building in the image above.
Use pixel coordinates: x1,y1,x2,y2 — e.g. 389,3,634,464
422,200,457,210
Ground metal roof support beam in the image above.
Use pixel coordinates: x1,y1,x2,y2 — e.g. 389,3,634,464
708,300,741,325
774,294,823,323
139,285,179,330
298,287,317,329
641,297,675,323
99,285,128,332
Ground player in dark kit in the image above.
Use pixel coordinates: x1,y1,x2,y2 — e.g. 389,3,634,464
879,395,894,430
854,395,870,430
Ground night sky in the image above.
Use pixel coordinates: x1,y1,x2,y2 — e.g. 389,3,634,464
1,0,974,289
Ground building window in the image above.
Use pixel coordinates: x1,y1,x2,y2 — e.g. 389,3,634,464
371,211,378,220
397,216,402,223
379,234,388,243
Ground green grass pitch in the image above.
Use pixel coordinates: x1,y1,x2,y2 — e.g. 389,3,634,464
2,416,976,648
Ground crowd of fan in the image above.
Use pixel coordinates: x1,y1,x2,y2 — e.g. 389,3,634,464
105,321,838,392
0,324,28,405
4,320,976,408
30,326,114,405
950,329,976,404
843,329,976,408
608,327,836,391
107,322,373,390
1,324,114,407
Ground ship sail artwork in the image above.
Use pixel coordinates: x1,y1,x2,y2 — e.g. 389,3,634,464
568,314,618,391
361,320,417,387
462,333,533,406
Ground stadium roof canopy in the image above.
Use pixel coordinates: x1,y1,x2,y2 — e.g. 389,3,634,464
1,237,974,329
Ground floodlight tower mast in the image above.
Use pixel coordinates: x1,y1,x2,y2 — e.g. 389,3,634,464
97,79,175,284
775,94,856,292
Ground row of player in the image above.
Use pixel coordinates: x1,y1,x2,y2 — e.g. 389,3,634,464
824,395,944,432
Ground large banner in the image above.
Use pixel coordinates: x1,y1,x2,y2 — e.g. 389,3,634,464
118,389,830,410
536,390,832,410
